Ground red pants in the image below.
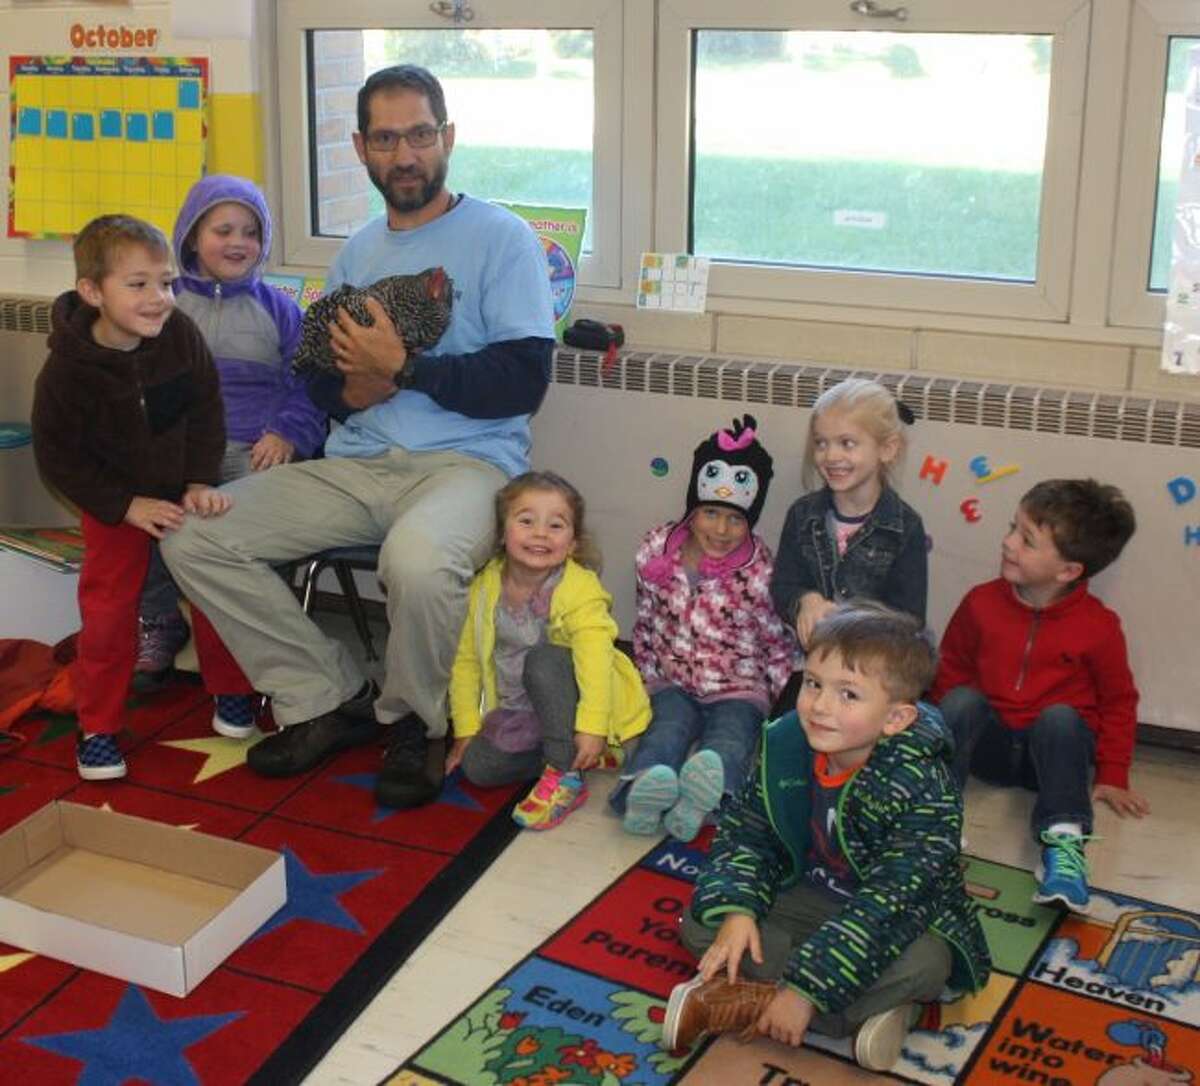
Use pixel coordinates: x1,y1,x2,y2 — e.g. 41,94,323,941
75,514,252,735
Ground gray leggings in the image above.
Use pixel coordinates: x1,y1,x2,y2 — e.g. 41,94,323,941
681,881,951,1038
460,644,580,786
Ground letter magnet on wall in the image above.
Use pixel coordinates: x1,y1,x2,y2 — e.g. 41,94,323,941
960,498,982,524
919,455,949,486
1167,475,1197,505
969,454,1020,485
650,457,669,477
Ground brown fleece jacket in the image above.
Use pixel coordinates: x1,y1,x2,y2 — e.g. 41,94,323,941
32,291,226,525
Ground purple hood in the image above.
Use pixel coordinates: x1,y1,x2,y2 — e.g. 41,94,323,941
173,174,272,282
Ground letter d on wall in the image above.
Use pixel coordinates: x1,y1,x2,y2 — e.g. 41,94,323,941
1167,476,1196,505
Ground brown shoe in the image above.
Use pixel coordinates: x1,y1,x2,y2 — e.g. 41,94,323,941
661,975,777,1050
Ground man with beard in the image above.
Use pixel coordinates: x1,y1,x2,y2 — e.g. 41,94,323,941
163,65,555,809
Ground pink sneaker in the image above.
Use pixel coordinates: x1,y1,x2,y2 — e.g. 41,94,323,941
512,765,588,830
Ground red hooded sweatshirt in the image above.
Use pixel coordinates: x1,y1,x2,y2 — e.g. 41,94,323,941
931,578,1138,789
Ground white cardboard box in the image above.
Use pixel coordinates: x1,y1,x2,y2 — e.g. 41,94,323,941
0,801,286,996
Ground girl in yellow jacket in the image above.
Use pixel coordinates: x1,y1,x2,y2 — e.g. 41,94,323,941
448,471,650,830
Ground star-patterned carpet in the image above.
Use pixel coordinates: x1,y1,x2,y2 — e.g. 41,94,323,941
387,833,1200,1086
0,675,524,1084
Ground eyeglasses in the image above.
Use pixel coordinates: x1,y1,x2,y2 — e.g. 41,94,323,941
362,122,447,153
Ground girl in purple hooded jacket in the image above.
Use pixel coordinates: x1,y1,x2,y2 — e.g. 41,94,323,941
136,176,326,733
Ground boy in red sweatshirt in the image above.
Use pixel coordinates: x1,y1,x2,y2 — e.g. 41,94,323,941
931,478,1145,915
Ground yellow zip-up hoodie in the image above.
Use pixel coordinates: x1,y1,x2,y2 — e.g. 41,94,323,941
449,557,651,744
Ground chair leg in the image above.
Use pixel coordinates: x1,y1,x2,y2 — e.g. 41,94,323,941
332,561,379,662
300,558,324,613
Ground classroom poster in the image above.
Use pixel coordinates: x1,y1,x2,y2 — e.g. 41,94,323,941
493,201,587,339
262,274,326,311
8,55,209,240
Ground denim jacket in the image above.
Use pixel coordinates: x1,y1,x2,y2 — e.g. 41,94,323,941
770,486,927,629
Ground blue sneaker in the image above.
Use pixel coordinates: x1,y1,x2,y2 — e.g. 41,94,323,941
664,750,724,842
1033,831,1092,913
623,765,679,835
213,694,257,739
76,733,127,781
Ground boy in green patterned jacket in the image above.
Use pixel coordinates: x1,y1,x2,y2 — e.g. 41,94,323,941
662,601,990,1073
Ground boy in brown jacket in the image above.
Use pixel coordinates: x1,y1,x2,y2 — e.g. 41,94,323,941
32,214,234,780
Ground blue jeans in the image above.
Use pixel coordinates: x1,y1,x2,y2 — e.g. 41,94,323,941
939,685,1095,839
608,687,762,815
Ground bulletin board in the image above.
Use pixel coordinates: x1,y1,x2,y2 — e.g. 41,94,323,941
8,55,208,240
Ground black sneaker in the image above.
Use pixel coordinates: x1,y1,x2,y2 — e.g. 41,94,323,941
374,713,445,809
339,679,379,724
247,682,380,778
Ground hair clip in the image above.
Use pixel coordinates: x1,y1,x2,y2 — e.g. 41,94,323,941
896,400,916,425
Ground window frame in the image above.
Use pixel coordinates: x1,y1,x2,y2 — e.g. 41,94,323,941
274,0,625,286
654,0,1091,322
1109,0,1200,329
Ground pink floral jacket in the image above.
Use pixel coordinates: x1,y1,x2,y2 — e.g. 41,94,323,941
633,521,797,712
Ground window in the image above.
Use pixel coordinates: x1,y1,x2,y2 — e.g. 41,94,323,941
276,1,624,285
692,30,1051,282
1111,2,1200,328
657,0,1089,320
1149,37,1200,292
271,1,1200,337
309,29,595,246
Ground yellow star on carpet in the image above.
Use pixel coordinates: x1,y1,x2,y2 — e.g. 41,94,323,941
0,951,34,973
160,734,260,783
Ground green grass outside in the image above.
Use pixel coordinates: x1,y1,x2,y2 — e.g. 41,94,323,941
694,154,1039,280
364,145,1174,291
366,145,594,244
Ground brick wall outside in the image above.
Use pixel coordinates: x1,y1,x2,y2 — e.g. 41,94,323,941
312,32,370,237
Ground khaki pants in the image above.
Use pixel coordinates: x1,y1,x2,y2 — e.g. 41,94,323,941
681,880,951,1037
162,447,504,733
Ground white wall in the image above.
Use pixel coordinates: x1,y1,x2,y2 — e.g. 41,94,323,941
532,382,1200,733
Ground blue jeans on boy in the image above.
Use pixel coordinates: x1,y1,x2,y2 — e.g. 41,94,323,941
939,685,1095,840
608,687,762,815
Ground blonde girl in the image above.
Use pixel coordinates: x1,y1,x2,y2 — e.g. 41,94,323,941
138,175,326,741
448,471,650,830
770,378,927,648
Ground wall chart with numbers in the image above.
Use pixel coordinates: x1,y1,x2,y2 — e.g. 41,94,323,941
8,55,208,240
